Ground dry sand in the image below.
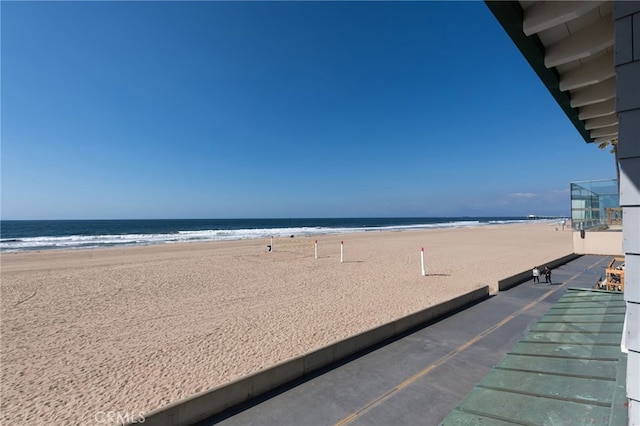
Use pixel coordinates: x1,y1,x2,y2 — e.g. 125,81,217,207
1,222,572,425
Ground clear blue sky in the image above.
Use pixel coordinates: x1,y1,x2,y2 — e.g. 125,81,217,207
1,1,616,220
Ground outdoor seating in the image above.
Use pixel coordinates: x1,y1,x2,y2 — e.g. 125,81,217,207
605,257,625,292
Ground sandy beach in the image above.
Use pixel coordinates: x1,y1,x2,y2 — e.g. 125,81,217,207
1,222,572,425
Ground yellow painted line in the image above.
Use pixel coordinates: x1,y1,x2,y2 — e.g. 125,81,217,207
334,257,605,426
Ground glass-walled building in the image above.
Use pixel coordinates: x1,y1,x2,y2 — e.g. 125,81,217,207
571,179,621,231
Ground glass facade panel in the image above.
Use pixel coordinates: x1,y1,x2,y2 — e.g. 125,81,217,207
570,179,620,231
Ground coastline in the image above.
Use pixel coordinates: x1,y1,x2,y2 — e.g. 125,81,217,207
1,222,573,425
0,217,565,253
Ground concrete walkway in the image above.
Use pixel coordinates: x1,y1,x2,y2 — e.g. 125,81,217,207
197,255,621,426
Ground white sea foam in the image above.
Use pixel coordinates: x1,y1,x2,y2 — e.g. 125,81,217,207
0,219,559,253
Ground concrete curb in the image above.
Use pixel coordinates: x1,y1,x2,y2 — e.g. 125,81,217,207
498,253,581,291
138,286,489,426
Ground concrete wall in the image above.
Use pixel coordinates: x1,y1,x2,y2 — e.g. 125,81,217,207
131,250,593,426
498,253,580,291
572,231,624,256
614,1,640,423
139,286,489,426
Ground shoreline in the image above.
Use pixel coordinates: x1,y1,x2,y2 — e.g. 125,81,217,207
1,223,573,425
0,218,568,255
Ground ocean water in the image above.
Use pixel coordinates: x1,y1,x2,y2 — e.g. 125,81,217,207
0,217,562,253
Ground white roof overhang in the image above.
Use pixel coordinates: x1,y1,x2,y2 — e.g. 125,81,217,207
486,1,617,144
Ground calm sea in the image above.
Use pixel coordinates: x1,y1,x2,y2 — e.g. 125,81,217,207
0,217,560,253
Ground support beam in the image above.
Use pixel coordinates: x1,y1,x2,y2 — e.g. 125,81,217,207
523,1,605,36
593,136,617,143
578,98,616,119
590,124,619,138
584,113,618,129
545,16,614,68
559,51,615,91
570,77,616,107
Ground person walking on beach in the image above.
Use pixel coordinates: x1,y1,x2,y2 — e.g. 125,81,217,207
544,266,552,285
532,266,540,283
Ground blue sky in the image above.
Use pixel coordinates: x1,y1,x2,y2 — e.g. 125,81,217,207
1,1,616,220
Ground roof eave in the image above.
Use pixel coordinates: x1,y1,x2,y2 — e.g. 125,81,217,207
485,1,594,143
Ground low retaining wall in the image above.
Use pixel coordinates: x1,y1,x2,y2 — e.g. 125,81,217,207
572,230,623,256
137,254,581,425
139,286,489,426
498,253,580,291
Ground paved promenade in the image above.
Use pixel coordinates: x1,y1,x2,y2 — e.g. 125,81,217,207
197,255,624,426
